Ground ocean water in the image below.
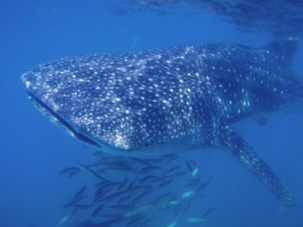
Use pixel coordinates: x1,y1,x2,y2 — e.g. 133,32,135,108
1,1,303,226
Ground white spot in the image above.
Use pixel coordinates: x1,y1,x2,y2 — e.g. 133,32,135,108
25,81,31,88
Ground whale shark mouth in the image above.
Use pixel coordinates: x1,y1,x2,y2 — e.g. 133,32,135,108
27,92,102,149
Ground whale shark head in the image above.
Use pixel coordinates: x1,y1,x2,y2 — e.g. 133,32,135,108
22,54,143,153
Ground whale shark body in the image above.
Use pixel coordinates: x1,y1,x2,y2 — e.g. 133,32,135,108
22,39,303,206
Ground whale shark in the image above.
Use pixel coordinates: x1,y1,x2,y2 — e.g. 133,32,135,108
22,39,303,206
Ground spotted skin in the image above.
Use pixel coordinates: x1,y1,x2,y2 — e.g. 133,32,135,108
22,40,302,206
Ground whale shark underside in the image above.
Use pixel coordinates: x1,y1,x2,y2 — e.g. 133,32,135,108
22,39,303,206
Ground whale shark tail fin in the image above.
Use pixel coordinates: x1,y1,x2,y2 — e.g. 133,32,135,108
217,125,296,207
266,37,299,67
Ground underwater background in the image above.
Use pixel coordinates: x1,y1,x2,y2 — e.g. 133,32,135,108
1,1,303,226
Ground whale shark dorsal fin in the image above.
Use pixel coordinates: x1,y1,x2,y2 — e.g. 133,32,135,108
217,125,296,206
266,37,299,67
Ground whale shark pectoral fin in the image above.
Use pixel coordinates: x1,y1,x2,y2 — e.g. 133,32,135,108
217,125,296,207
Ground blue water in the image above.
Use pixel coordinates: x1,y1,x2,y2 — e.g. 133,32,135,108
1,1,303,226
